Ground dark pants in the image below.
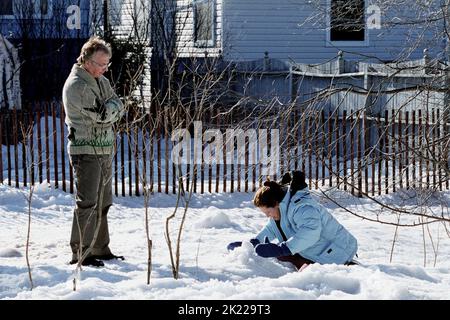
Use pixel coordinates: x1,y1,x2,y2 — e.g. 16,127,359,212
277,254,314,271
69,154,113,260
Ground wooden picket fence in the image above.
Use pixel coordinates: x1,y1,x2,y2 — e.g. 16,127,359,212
1,102,449,197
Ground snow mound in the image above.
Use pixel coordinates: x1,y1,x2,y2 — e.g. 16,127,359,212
195,210,236,229
0,248,22,258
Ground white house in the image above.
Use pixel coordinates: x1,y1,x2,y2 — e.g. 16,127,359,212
175,0,445,63
168,0,447,113
113,0,447,113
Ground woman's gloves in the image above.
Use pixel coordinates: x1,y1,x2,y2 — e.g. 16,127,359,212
227,241,243,251
254,237,292,258
227,237,291,258
227,238,261,251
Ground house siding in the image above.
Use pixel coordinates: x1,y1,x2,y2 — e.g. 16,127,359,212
222,0,444,63
110,0,135,37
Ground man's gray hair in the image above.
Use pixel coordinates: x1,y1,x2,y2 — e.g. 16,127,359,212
77,36,112,64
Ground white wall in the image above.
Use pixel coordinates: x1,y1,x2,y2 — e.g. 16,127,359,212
221,0,444,63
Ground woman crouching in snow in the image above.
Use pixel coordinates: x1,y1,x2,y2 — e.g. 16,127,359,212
227,171,358,271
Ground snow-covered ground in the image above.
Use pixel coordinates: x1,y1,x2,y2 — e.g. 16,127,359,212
1,182,450,300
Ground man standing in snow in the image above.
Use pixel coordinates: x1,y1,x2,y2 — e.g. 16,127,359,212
63,36,125,267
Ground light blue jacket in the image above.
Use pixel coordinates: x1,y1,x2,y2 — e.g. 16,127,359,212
255,188,357,264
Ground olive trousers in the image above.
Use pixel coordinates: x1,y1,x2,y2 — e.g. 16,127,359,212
69,154,113,261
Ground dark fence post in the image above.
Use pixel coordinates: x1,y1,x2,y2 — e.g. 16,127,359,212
114,136,118,197
201,109,205,195
384,110,389,194
172,108,177,195
128,122,133,196
391,109,396,193
445,109,450,190
287,110,292,173
335,109,340,188
52,103,58,189
121,129,125,197
0,113,3,184
37,109,43,184
364,114,376,196
21,111,27,188
185,106,190,193
294,108,299,171
425,111,430,189
216,107,221,193
398,110,403,190
230,110,234,193
6,111,11,186
258,114,263,189
223,108,227,193
69,120,74,194
237,116,241,193
308,113,312,188
244,117,249,193
418,109,423,190
350,110,355,196
367,112,373,196
149,112,154,193
127,121,132,197
356,110,362,197
44,103,50,185
134,119,140,197
157,107,162,193
60,103,66,192
328,110,333,187
342,110,347,192
165,106,169,195
321,110,326,186
301,108,306,174
405,111,410,190
377,113,382,195
193,111,198,194
437,109,442,191
315,111,319,189
252,119,257,192
432,109,437,190
13,108,19,188
142,116,147,195
411,110,416,189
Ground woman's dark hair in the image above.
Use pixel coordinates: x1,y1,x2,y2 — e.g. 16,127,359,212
253,180,285,208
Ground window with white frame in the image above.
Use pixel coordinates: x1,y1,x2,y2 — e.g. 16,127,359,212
0,0,52,19
330,0,365,42
193,0,215,47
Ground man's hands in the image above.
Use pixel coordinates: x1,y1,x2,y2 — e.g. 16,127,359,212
94,98,107,120
90,97,121,123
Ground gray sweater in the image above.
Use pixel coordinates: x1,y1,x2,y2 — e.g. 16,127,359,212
62,64,124,155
